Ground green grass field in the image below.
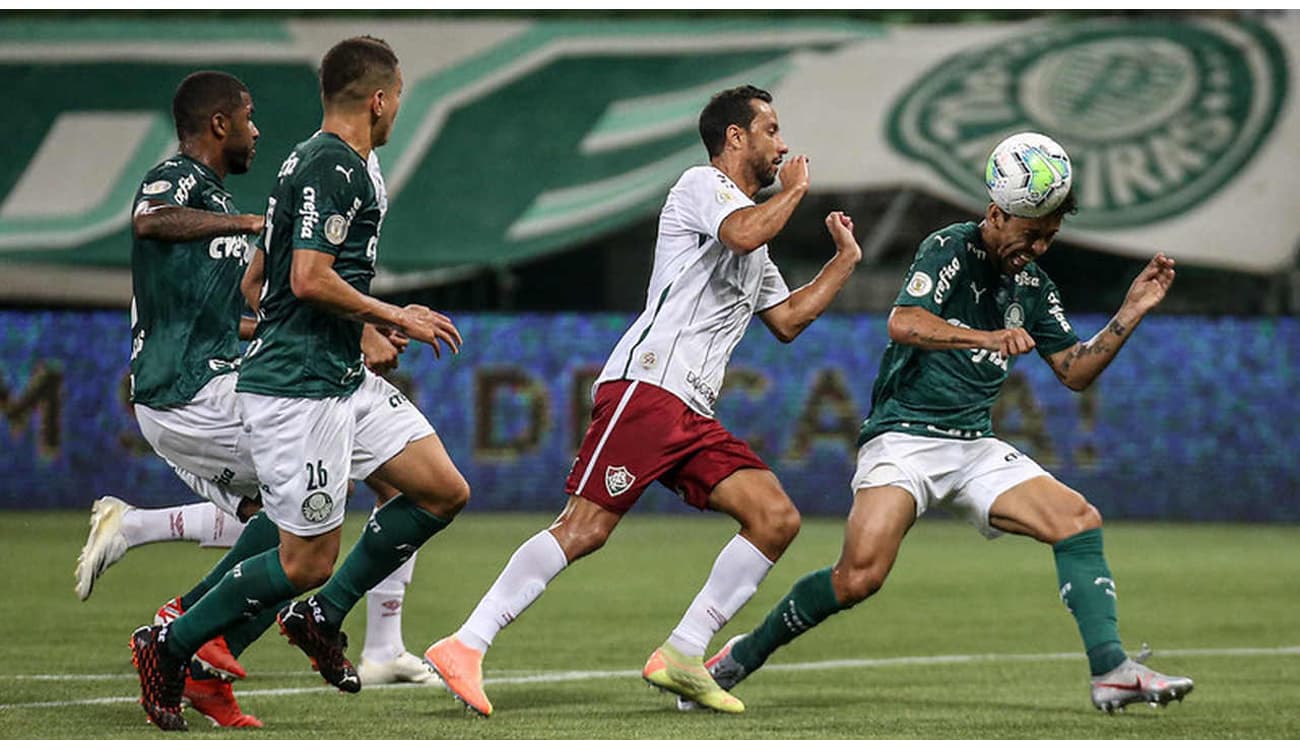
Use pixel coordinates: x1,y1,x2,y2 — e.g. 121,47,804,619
1,510,1297,739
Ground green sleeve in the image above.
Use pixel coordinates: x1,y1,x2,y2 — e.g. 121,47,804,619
290,155,363,257
1031,278,1080,356
893,229,966,316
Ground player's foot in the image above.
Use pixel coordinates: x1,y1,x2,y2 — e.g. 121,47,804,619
1090,644,1194,713
358,651,442,685
676,634,750,711
154,596,248,681
423,636,492,717
74,495,131,601
643,641,743,714
277,597,360,693
130,624,189,732
183,676,263,728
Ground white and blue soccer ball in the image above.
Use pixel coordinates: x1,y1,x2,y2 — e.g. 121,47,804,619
984,132,1072,218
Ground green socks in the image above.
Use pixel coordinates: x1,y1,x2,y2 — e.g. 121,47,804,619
733,566,845,672
222,605,284,658
314,495,450,626
165,548,298,658
1053,528,1127,675
180,511,281,610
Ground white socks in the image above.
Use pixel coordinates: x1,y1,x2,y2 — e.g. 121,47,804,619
121,502,243,547
457,530,569,654
667,534,774,657
198,505,246,547
362,552,417,663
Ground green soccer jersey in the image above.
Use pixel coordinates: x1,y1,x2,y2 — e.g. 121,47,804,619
858,221,1080,445
129,155,249,408
237,132,385,399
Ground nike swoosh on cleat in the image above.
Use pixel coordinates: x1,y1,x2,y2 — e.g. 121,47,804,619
1094,680,1143,691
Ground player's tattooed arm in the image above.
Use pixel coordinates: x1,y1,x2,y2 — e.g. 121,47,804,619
1047,315,1134,391
133,200,263,242
1047,253,1174,391
887,306,1034,358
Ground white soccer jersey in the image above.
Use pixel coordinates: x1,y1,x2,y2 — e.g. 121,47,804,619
597,166,791,417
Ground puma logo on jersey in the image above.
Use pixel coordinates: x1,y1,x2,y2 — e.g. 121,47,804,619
970,283,987,304
335,164,355,182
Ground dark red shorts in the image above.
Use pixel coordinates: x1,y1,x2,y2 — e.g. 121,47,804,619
563,379,770,514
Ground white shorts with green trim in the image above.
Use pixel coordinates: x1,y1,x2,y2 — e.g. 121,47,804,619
135,372,258,518
237,370,434,536
851,432,1049,539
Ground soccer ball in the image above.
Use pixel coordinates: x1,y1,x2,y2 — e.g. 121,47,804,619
984,132,1072,218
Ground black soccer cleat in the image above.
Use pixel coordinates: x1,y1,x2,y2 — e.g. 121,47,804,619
129,624,189,731
277,597,360,693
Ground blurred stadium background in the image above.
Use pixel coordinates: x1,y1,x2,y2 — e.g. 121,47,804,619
1,10,1298,740
1,9,1296,520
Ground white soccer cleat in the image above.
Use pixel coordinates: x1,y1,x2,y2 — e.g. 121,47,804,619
1090,644,1194,713
74,495,132,601
358,651,443,686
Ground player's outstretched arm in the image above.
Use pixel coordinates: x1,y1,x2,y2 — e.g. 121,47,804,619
1045,253,1176,391
758,211,861,343
888,306,1036,358
289,248,462,357
718,155,810,255
133,201,263,242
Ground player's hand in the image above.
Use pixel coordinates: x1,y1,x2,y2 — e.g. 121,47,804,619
1122,253,1176,315
985,328,1036,358
383,327,409,353
779,155,810,193
399,304,462,358
243,214,265,236
825,211,862,264
361,324,401,375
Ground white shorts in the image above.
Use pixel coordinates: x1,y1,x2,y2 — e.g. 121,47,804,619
851,432,1049,539
134,372,259,518
237,369,434,536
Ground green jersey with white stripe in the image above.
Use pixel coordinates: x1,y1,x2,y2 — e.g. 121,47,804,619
129,155,249,408
237,132,385,399
859,221,1079,445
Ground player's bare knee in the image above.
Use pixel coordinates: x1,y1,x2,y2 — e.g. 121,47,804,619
436,476,471,517
282,557,333,591
1078,500,1102,531
742,494,801,557
409,475,470,519
769,500,801,548
554,523,610,561
835,563,887,606
1045,492,1102,542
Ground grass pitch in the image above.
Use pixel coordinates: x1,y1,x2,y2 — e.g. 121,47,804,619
1,510,1297,739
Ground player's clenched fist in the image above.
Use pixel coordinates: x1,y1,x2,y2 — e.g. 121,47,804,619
985,328,1036,358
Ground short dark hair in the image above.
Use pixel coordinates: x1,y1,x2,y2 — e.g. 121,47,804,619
698,85,772,158
320,36,399,105
1050,190,1078,219
172,71,248,140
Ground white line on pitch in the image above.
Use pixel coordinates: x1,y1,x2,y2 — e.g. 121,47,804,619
3,645,1298,711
